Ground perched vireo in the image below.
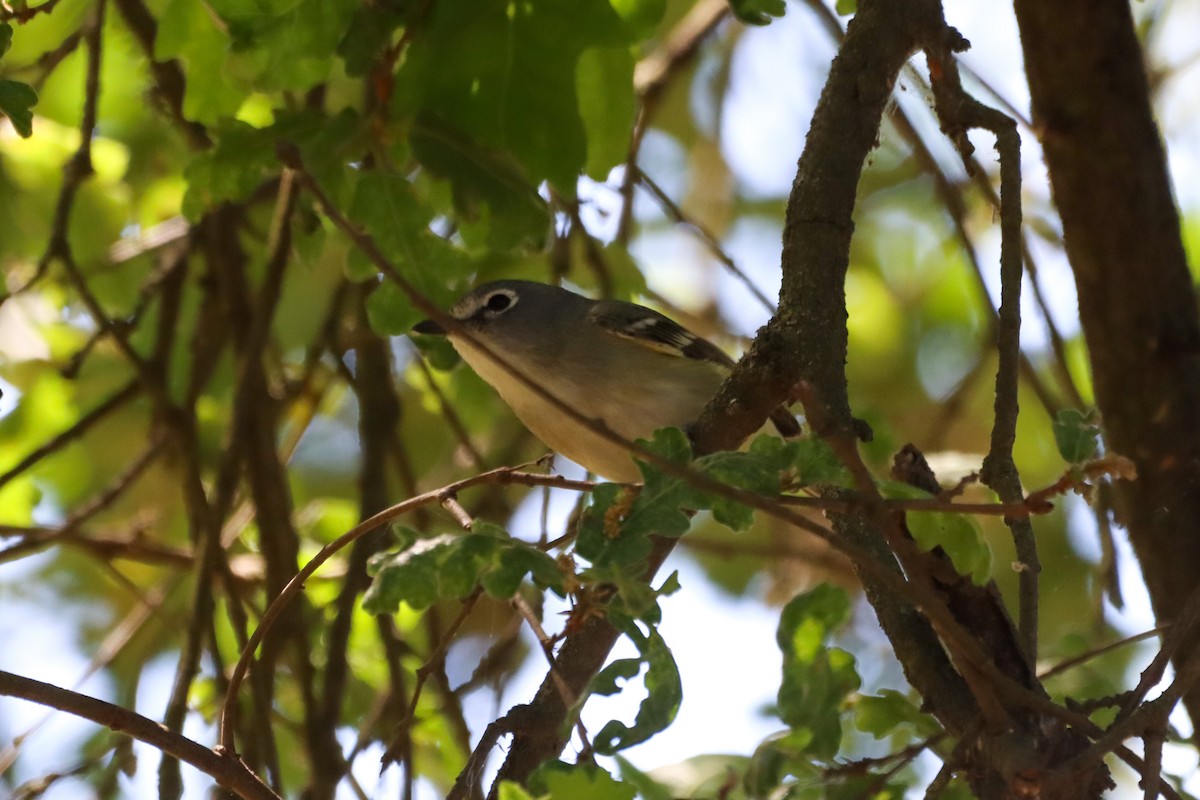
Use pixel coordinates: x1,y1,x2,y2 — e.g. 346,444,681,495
412,280,799,482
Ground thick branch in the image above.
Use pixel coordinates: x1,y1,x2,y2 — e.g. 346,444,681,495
693,0,990,739
1014,0,1200,727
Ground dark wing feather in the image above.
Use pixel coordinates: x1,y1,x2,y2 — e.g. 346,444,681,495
589,300,801,438
588,301,735,368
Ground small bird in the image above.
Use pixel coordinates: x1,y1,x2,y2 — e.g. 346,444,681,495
412,280,799,482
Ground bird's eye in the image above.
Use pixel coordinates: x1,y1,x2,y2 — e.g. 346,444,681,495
485,292,512,312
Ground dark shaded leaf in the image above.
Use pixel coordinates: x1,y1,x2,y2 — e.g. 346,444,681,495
392,0,633,190
410,116,549,250
337,3,406,76
1053,407,1101,464
0,78,36,138
728,0,786,25
592,618,682,754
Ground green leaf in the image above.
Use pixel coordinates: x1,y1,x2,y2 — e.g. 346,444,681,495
1,22,13,58
577,429,699,567
582,567,680,624
364,528,563,614
907,509,991,585
779,435,849,487
291,108,365,204
349,171,473,304
337,3,406,76
344,249,377,283
0,78,38,138
411,334,461,371
392,0,633,191
207,0,302,22
592,658,642,695
694,445,781,533
577,483,655,567
410,116,549,251
592,619,682,754
363,533,456,612
182,119,278,219
531,762,636,800
854,688,940,740
496,781,539,800
365,280,418,336
576,47,635,180
351,171,431,250
209,0,357,92
627,427,703,536
835,0,857,14
156,0,243,124
613,756,673,800
609,0,667,38
746,730,821,796
727,0,786,25
881,482,992,585
1052,407,1101,463
440,533,500,597
481,543,564,599
775,585,860,758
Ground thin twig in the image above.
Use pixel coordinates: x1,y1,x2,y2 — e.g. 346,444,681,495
384,587,486,765
0,379,140,490
1038,625,1168,681
1118,583,1200,721
410,347,488,470
512,593,576,709
617,0,729,244
636,168,776,314
440,494,475,529
219,466,593,750
925,28,1039,668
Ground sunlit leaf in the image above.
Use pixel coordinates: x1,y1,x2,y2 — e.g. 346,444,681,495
854,688,940,740
496,782,538,800
881,481,993,585
532,762,636,800
364,528,564,613
576,47,635,181
775,585,860,758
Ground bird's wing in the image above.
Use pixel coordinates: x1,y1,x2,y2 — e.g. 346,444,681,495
589,300,800,438
588,301,736,368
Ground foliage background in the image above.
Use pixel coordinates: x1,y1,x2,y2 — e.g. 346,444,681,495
2,0,1200,797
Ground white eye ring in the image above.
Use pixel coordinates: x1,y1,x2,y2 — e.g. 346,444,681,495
481,290,518,317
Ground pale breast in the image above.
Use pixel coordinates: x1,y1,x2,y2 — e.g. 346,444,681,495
449,335,724,481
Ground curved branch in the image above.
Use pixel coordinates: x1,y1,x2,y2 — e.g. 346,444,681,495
0,670,277,800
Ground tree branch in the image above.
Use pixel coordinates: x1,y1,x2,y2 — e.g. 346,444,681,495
0,670,277,800
1014,0,1200,729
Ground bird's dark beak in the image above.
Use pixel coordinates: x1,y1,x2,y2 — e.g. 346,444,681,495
412,319,446,335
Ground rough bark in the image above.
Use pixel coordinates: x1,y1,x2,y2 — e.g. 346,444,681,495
1013,0,1200,725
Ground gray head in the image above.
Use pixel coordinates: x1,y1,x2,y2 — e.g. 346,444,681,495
412,280,591,358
